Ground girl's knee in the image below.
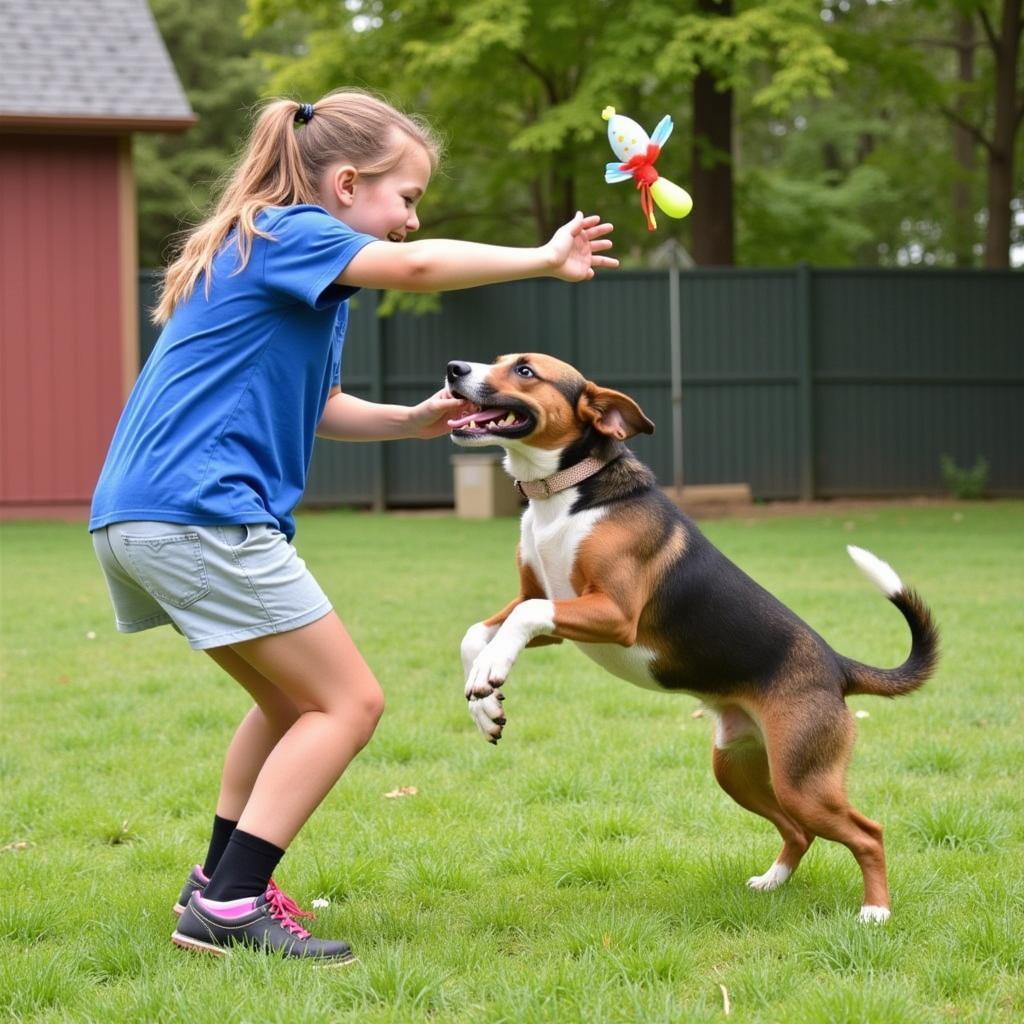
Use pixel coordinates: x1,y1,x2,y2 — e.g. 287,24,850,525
361,682,386,729
345,681,385,749
294,673,384,745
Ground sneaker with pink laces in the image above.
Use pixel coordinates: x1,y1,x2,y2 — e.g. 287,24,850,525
173,866,316,919
171,889,354,963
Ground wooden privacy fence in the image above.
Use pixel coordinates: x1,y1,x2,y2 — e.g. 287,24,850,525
139,267,1024,506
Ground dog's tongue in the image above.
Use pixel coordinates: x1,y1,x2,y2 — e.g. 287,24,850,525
448,408,506,429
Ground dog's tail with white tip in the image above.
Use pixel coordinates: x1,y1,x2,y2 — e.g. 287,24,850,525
840,545,940,698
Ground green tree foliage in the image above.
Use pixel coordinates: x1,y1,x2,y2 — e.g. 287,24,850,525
743,0,1022,267
134,0,306,267
139,0,1020,268
657,0,847,263
245,0,683,255
245,0,846,262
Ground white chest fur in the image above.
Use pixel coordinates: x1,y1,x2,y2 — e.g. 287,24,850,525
519,492,660,689
520,491,603,600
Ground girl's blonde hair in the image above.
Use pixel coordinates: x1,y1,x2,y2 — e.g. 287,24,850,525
153,89,441,324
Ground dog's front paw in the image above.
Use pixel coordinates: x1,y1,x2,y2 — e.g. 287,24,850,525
468,691,506,743
460,622,497,678
465,642,515,699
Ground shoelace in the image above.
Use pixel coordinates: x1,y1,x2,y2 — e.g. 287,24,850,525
266,880,315,920
266,885,312,940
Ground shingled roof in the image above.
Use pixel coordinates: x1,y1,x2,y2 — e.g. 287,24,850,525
0,0,195,132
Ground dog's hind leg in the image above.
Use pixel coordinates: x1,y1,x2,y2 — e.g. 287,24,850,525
711,708,813,891
760,698,891,923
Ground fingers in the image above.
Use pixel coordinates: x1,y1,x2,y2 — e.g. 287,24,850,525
422,388,466,412
584,221,614,240
567,212,604,235
582,222,615,267
434,398,475,424
553,213,618,281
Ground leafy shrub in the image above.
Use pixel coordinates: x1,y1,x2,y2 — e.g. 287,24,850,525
940,454,988,499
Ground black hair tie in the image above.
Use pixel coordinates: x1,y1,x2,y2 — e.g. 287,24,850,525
294,103,315,125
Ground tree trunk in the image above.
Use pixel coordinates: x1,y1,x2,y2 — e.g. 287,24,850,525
691,0,735,266
952,12,977,266
533,150,577,243
530,176,548,243
556,155,577,237
983,0,1022,269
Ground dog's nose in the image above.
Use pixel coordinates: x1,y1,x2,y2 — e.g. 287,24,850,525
446,361,472,384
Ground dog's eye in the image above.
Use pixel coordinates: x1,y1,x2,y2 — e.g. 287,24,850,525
514,365,535,379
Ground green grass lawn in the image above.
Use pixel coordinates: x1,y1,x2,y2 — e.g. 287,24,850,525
1,502,1022,1023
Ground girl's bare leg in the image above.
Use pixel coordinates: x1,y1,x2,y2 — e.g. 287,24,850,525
223,611,385,849
204,647,302,821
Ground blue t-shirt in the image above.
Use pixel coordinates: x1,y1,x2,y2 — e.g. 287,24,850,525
90,205,377,541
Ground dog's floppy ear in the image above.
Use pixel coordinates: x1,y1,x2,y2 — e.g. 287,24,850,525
578,383,655,440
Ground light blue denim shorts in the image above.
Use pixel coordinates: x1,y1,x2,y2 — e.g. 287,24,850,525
91,521,332,650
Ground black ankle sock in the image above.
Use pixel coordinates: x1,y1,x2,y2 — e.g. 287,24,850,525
202,830,285,902
201,814,238,878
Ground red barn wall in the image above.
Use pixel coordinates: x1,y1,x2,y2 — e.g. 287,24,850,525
0,133,137,517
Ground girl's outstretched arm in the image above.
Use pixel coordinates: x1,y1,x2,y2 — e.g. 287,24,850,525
317,387,470,442
337,213,616,293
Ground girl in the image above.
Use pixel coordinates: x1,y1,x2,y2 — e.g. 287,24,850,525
90,88,616,963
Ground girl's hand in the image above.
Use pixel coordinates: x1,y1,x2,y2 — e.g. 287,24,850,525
545,212,618,282
407,388,475,439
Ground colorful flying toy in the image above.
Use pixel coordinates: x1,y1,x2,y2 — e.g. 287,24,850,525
602,106,693,231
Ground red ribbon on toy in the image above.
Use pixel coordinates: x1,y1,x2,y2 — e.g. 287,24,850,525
619,143,663,231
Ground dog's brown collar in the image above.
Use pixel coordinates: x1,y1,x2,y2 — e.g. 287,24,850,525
514,456,611,499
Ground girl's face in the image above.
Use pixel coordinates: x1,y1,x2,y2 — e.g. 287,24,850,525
325,140,432,242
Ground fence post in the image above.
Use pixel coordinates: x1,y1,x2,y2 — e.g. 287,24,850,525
369,291,387,511
795,263,815,501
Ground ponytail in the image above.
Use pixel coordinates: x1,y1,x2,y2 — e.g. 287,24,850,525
154,90,440,324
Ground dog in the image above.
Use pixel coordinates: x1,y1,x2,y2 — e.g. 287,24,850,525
446,353,939,924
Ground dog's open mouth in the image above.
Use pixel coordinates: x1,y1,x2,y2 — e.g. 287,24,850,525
448,402,534,439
